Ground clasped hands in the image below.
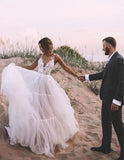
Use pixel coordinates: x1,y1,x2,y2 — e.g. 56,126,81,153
77,75,85,82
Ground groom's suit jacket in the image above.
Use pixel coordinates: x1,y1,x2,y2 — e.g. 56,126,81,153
89,52,124,105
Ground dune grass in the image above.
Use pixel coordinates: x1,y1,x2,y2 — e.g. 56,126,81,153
0,41,88,69
0,40,104,95
53,45,88,69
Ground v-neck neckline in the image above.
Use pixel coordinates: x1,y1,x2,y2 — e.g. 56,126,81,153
41,54,54,67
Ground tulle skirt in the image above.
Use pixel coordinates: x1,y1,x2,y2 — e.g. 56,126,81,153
1,63,79,156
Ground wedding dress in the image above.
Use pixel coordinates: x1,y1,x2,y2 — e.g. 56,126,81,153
1,54,79,157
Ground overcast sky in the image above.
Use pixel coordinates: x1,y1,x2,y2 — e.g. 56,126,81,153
0,0,124,60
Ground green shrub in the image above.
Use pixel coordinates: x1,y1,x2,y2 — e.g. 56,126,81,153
53,45,88,69
87,61,106,72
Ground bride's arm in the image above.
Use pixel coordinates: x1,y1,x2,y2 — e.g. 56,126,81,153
55,54,79,78
20,54,41,70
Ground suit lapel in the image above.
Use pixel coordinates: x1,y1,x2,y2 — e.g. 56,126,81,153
103,52,118,79
108,51,118,63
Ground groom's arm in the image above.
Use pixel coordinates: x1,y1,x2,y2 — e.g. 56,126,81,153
79,71,104,82
113,58,124,103
111,58,123,111
85,71,104,81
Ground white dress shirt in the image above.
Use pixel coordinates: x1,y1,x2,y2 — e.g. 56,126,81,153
85,51,121,106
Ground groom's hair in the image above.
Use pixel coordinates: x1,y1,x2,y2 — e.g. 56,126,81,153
103,37,116,48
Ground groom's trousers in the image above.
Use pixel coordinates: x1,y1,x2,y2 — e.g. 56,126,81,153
101,99,124,158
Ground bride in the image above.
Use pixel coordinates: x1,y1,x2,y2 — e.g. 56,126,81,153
1,37,79,157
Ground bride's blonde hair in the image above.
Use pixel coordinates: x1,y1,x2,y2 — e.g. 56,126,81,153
38,37,53,53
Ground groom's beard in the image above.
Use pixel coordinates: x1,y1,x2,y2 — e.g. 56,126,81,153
105,47,110,55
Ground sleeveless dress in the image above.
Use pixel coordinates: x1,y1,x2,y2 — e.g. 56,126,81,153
1,54,79,157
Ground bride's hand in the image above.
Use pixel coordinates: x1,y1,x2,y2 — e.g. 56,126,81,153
77,75,82,80
78,76,85,82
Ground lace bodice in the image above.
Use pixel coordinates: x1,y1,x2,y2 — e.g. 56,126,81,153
38,54,55,75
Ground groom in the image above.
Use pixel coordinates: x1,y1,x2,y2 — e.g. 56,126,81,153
79,37,124,160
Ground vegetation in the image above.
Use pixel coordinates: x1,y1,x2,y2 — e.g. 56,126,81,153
0,39,104,95
53,45,88,69
87,61,105,72
0,39,36,60
86,81,101,95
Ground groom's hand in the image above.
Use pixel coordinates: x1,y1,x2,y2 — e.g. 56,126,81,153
111,103,119,111
78,76,85,82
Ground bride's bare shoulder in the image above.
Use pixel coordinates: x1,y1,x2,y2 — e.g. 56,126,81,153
54,54,61,60
54,54,61,63
36,54,42,61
